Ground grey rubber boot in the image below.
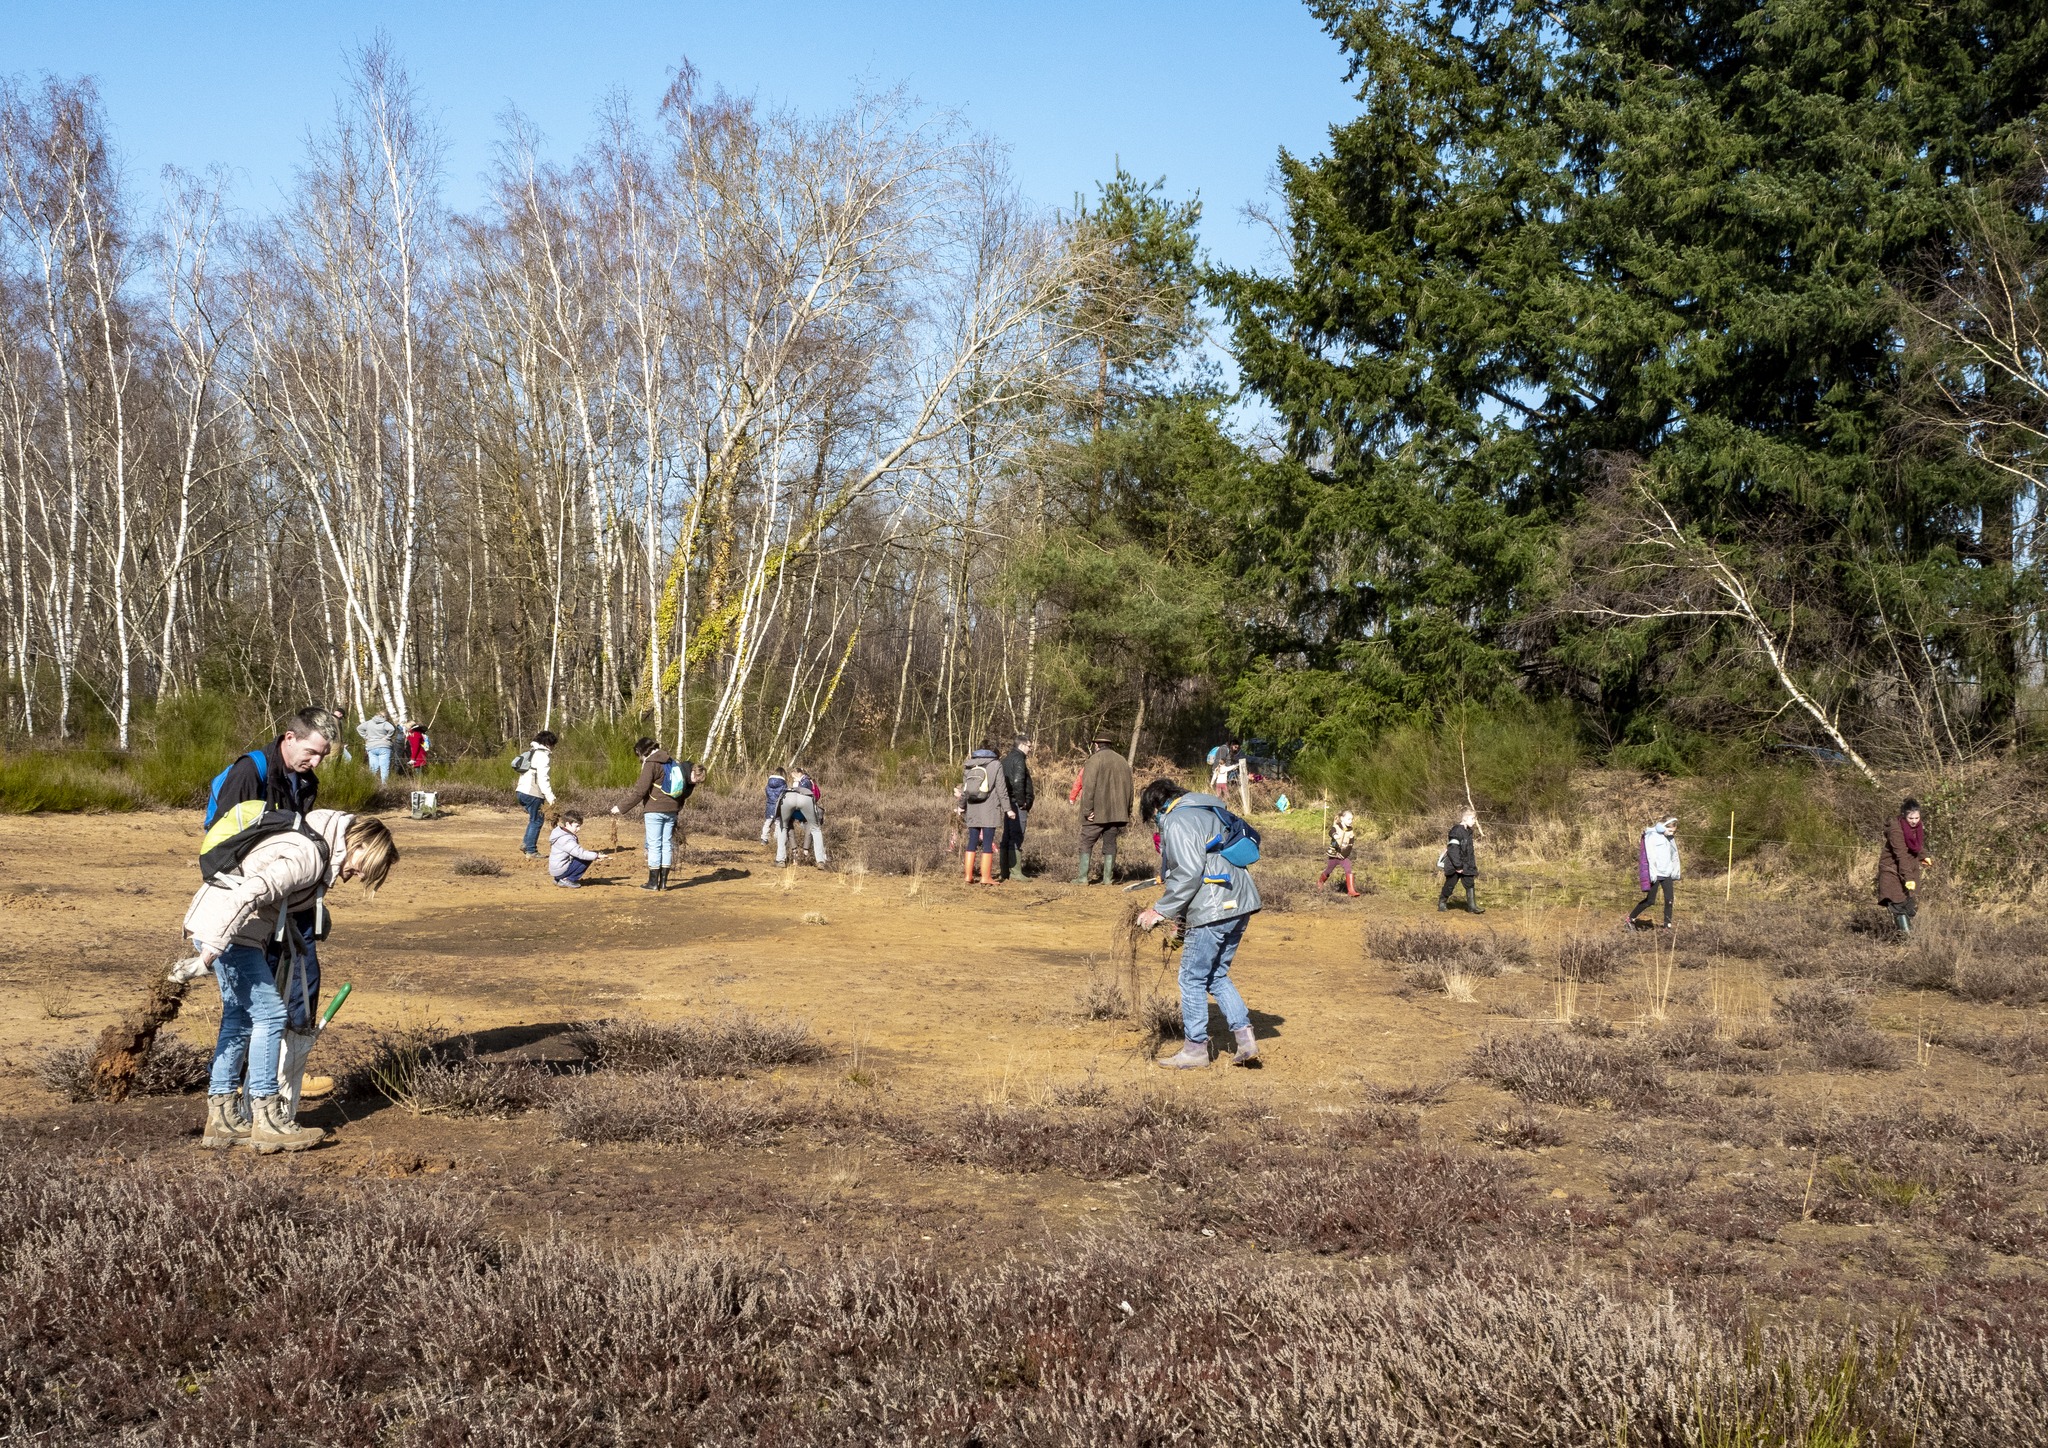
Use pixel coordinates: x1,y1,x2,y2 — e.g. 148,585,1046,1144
1156,1038,1210,1070
200,1093,250,1150
249,1095,325,1154
1230,1025,1262,1068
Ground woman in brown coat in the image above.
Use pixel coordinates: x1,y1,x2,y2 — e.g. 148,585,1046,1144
1876,797,1932,935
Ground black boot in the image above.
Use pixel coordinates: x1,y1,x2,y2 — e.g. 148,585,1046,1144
640,869,661,892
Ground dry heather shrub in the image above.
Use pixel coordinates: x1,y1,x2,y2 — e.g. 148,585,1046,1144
37,1034,209,1101
1170,1145,1537,1256
1775,982,1899,1071
1363,1079,1451,1107
1366,922,1468,967
903,1095,1216,1180
1559,933,1631,983
1954,947,2048,1006
1934,1020,2048,1074
1468,1029,1671,1110
340,1029,555,1117
572,1010,826,1076
552,1075,822,1145
451,855,505,877
2,1145,2045,1446
1650,1018,1770,1074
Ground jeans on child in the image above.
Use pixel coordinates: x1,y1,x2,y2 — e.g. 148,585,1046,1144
517,792,546,854
209,943,287,1098
556,856,592,886
1177,915,1252,1045
367,746,391,782
645,812,676,868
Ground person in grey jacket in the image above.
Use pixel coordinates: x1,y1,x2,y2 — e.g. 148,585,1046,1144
956,746,1015,886
357,711,397,782
1134,778,1263,1069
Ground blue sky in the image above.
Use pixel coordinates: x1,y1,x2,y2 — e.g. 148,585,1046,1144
5,1,1355,276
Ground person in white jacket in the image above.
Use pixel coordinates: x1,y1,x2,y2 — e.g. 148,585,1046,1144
184,809,398,1153
1629,817,1681,930
514,730,558,858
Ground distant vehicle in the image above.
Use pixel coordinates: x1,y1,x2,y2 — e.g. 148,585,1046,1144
1241,738,1296,782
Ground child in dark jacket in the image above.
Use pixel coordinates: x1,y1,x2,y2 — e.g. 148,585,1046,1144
761,769,788,845
1319,810,1361,897
1437,809,1483,913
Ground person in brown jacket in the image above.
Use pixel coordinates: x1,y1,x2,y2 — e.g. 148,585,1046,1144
1073,733,1133,884
1876,797,1933,935
610,738,705,892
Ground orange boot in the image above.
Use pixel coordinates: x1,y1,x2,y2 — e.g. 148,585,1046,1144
979,852,998,886
963,851,977,885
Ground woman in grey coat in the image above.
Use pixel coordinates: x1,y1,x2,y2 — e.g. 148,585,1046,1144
956,747,1015,887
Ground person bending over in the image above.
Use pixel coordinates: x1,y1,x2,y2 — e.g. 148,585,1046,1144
1136,778,1263,1070
184,810,398,1153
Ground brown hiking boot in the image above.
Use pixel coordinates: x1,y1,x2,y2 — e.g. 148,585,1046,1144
200,1093,250,1150
298,1073,335,1101
249,1094,326,1154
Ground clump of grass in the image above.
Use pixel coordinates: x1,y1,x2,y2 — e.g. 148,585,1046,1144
1363,1079,1451,1107
1075,970,1128,1021
1468,1029,1671,1111
571,1011,827,1077
0,749,145,813
1474,1111,1565,1149
37,1035,210,1101
1932,1019,2048,1073
452,856,506,877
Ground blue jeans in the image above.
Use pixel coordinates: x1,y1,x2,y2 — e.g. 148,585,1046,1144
1178,915,1252,1045
644,812,676,868
209,943,286,1098
367,746,391,782
517,792,546,854
555,856,591,886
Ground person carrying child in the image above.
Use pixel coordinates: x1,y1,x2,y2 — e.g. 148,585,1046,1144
1319,809,1360,897
549,811,609,888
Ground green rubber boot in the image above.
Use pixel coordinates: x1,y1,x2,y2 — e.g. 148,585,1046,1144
1077,850,1093,885
1099,846,1117,885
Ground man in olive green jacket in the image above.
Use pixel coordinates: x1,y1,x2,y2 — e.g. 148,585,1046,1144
1073,733,1133,884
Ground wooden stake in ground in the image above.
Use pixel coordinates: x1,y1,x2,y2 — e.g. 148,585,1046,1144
1726,811,1735,902
89,967,192,1102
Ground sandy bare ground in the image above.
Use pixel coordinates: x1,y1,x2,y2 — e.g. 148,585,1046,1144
2,803,2042,1301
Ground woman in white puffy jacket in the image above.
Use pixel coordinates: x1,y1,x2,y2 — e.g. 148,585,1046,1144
183,809,398,1153
1628,817,1681,930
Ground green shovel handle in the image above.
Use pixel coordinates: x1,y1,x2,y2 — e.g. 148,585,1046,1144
318,982,352,1028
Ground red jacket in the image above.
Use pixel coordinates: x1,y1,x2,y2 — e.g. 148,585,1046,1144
405,729,428,769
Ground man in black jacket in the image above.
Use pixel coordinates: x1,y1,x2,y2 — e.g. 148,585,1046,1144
202,706,341,1088
999,736,1035,880
208,706,337,823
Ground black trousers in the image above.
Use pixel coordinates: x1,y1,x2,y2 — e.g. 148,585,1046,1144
1438,874,1476,908
1630,878,1675,926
